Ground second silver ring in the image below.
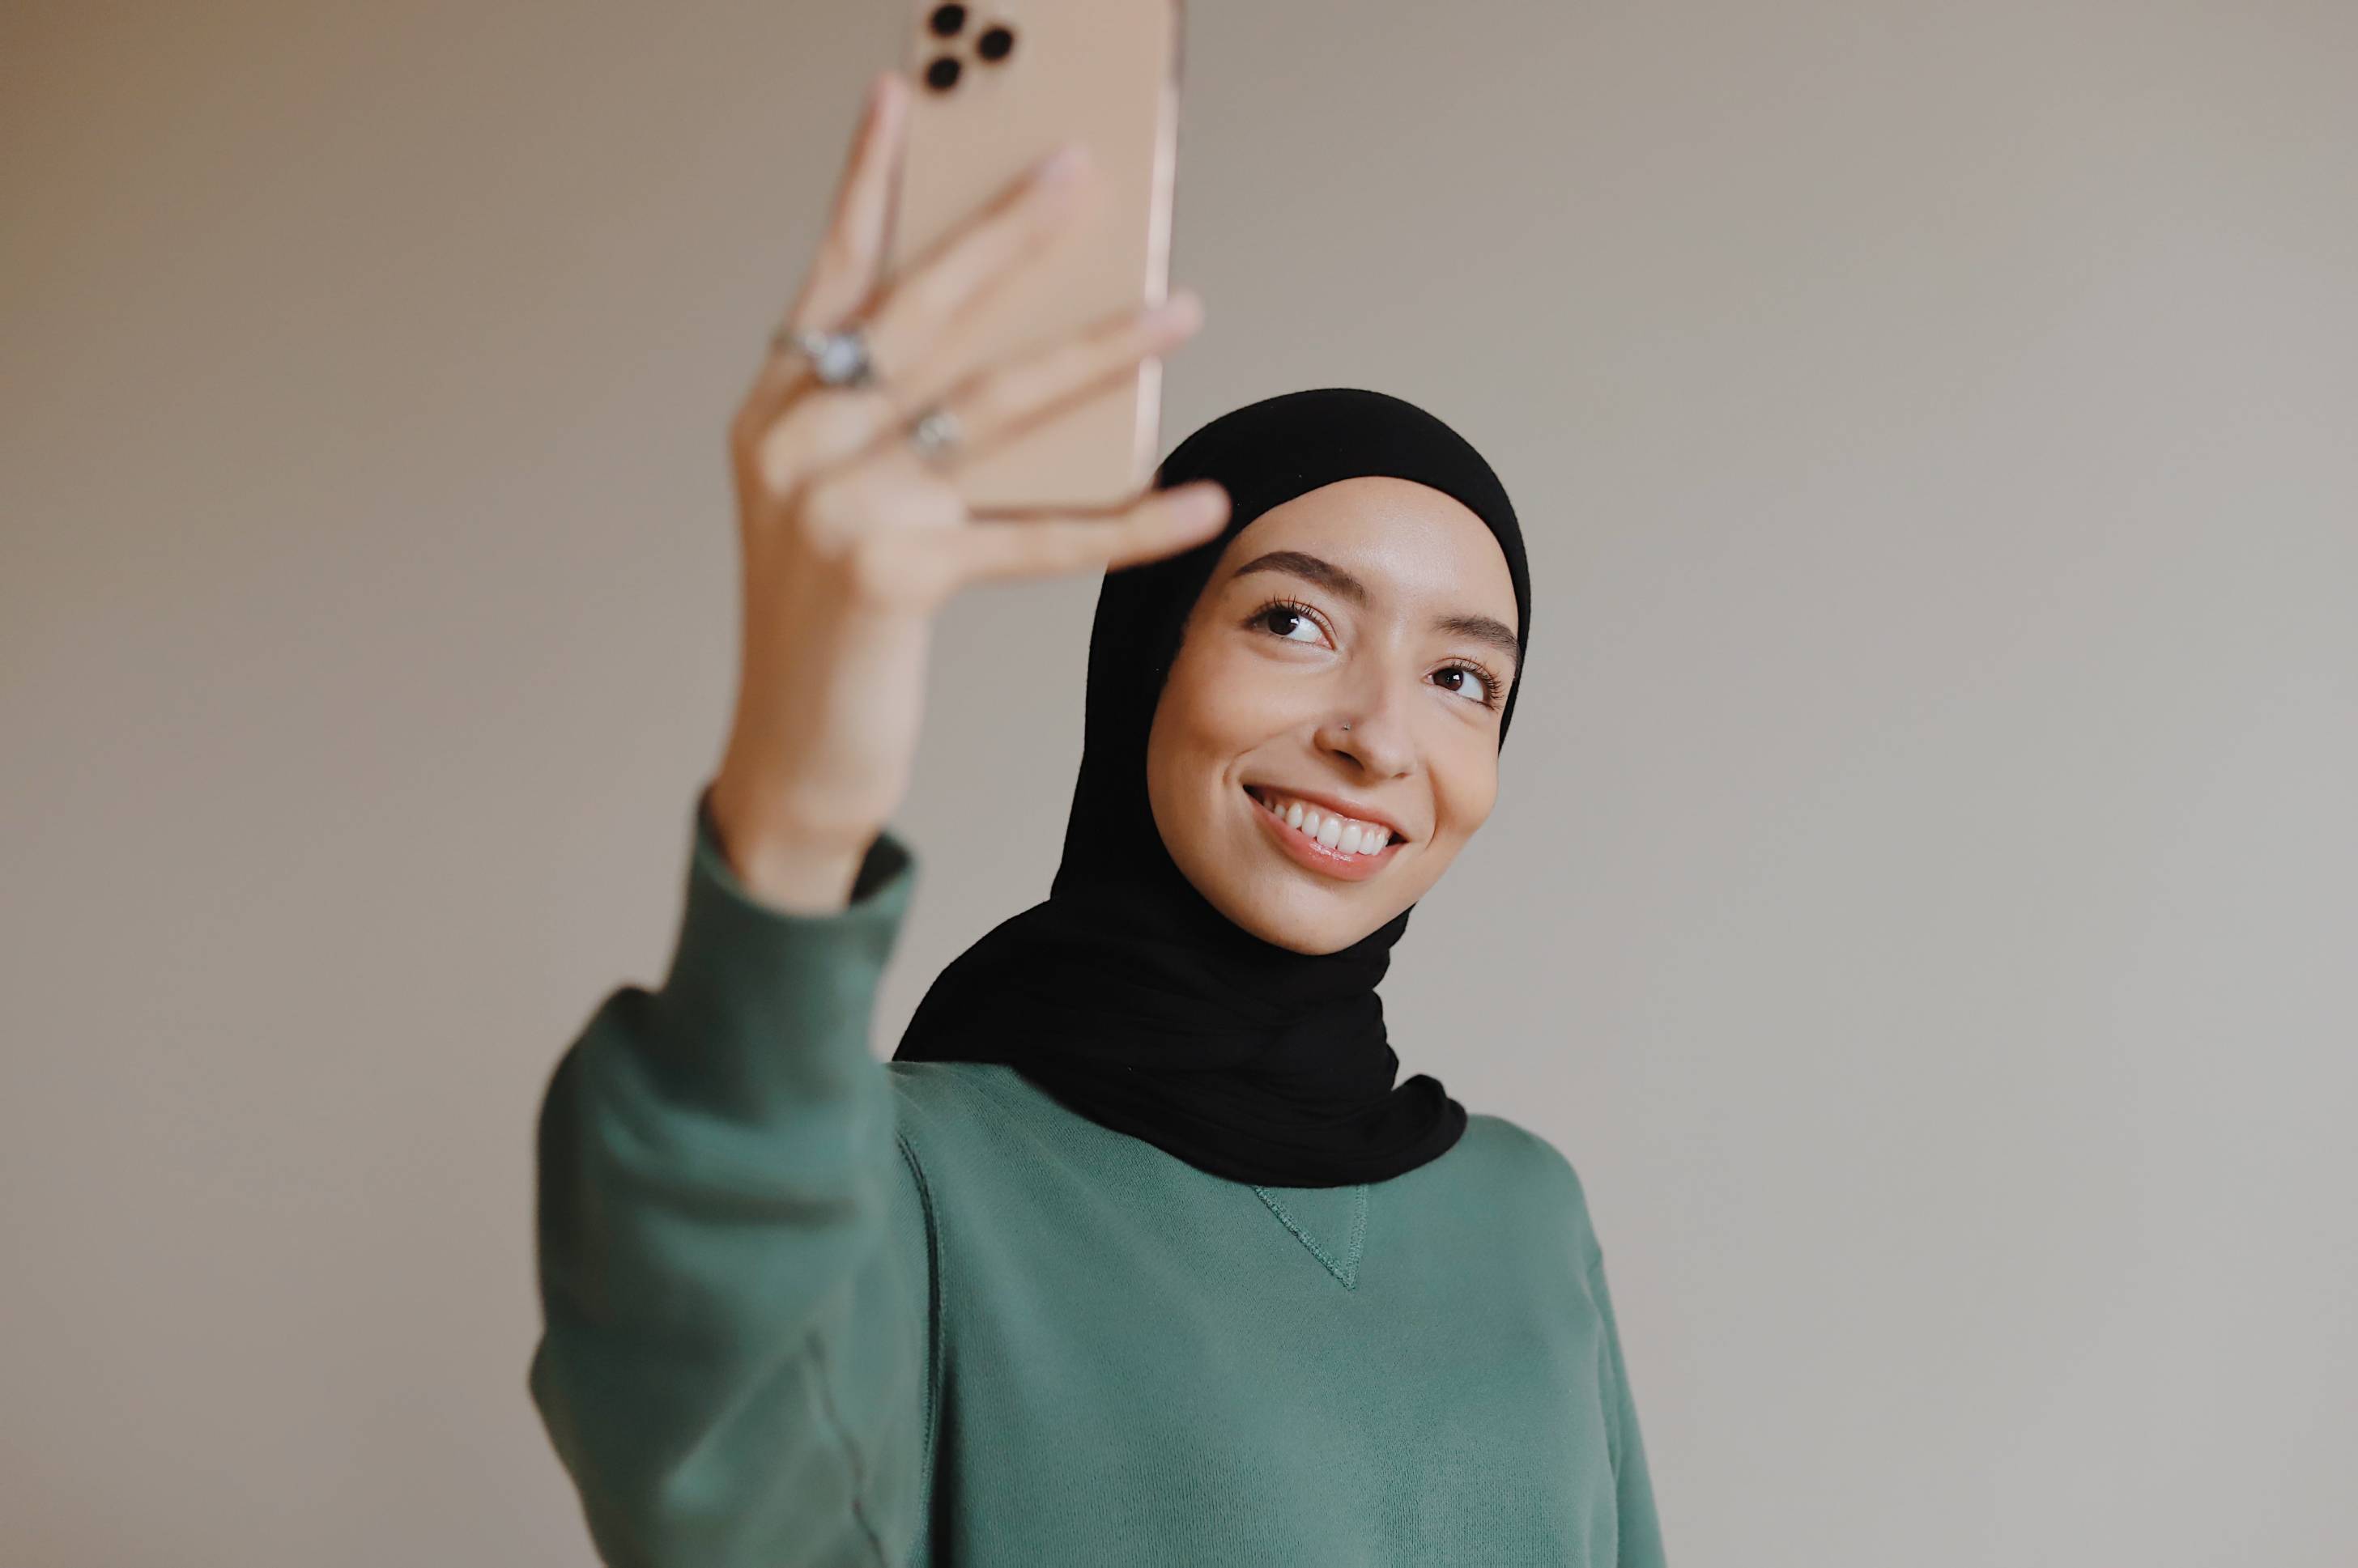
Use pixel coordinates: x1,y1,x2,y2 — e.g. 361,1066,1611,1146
906,402,964,465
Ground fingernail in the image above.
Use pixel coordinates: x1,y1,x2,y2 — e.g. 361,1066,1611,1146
1142,290,1202,333
1035,142,1089,185
1178,483,1228,523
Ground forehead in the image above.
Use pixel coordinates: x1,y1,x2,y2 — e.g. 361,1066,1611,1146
1211,475,1517,626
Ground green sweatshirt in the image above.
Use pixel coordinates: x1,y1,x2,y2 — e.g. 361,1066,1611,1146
530,797,1667,1567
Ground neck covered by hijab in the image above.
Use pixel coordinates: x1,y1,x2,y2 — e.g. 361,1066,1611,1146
892,388,1532,1187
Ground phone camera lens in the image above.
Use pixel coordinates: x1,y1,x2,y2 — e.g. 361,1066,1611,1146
924,54,961,91
977,24,1015,61
927,4,966,36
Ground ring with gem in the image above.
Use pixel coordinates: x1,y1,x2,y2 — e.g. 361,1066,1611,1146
773,322,880,388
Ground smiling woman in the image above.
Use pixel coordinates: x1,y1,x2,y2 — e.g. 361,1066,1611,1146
1150,473,1524,951
895,389,1538,1175
526,66,1662,1562
533,385,1666,1568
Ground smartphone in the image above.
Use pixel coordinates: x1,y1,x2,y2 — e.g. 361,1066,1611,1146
883,0,1184,514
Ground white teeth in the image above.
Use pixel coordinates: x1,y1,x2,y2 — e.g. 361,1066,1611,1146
1252,788,1395,855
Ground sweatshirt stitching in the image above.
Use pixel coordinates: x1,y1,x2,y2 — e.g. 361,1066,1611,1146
1249,1183,1369,1289
1585,1245,1626,1480
806,1325,891,1566
895,1129,945,1534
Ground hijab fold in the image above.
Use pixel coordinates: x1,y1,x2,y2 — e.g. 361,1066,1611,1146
892,389,1531,1188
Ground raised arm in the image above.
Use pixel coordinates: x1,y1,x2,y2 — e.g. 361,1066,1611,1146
530,792,931,1566
524,61,1228,1565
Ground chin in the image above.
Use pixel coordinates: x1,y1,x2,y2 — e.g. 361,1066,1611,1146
1204,874,1380,956
1236,911,1340,955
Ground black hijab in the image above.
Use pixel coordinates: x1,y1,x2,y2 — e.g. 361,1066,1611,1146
892,388,1532,1188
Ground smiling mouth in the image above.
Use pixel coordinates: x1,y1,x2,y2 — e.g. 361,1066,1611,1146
1242,784,1408,863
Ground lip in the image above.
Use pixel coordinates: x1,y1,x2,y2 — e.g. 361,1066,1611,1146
1243,784,1406,882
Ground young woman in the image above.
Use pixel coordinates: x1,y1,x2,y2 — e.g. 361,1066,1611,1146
530,69,1666,1568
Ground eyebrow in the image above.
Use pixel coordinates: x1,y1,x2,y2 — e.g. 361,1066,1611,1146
1228,550,1522,673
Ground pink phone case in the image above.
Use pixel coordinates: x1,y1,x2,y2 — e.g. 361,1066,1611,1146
883,0,1184,513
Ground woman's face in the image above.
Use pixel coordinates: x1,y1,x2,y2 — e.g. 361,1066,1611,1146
1146,475,1522,955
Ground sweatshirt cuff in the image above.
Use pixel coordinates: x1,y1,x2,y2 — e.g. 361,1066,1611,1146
648,789,918,1088
687,785,916,923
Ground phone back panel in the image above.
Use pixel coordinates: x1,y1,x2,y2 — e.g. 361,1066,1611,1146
884,0,1181,513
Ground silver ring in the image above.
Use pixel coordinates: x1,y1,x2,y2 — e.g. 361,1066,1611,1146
907,403,963,465
773,323,879,388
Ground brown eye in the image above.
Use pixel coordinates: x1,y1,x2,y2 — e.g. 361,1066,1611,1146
1434,664,1503,708
1258,605,1323,644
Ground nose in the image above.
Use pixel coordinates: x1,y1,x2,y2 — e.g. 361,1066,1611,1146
1316,682,1414,780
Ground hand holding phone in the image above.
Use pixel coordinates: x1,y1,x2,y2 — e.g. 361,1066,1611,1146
883,0,1185,512
708,67,1223,911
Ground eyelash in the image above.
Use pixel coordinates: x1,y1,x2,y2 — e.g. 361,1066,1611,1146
1244,596,1507,710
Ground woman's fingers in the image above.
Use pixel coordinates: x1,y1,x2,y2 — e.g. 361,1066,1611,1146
735,118,1089,493
947,480,1232,585
926,289,1203,462
739,71,908,431
807,289,1212,583
787,70,908,336
853,143,1096,404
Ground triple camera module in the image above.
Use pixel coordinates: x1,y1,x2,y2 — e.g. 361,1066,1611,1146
922,3,1017,91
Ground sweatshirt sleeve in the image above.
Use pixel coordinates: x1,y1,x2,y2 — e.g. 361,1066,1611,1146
1587,1239,1666,1567
528,788,934,1568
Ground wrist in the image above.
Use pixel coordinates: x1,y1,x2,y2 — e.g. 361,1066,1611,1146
703,774,879,915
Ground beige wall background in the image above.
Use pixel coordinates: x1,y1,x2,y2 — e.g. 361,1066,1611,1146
6,1,2354,1563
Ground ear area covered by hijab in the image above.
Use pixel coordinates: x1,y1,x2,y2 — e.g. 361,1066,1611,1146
892,389,1533,1188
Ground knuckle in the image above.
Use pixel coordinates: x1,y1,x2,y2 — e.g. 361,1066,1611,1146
800,469,868,538
754,416,811,494
841,535,896,600
757,392,883,495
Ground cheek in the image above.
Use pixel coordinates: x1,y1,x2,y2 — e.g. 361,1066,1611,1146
1164,642,1291,759
1429,740,1501,843
1146,659,1249,830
